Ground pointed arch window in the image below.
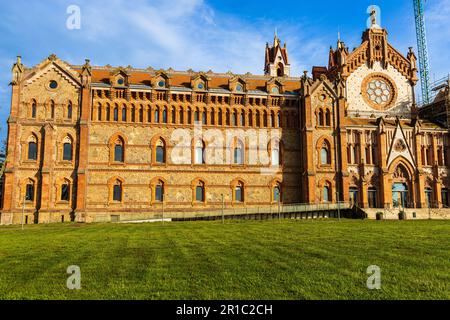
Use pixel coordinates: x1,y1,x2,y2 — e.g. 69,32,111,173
155,139,166,164
155,107,160,123
31,101,37,119
235,182,244,203
163,108,168,123
50,100,55,119
273,184,282,202
179,107,184,124
25,181,35,201
28,141,38,161
114,106,119,122
106,105,111,121
155,180,164,202
113,180,123,202
113,138,125,163
320,141,331,165
325,109,331,126
63,139,73,161
323,183,331,202
61,181,70,201
131,106,136,122
172,107,176,124
121,106,127,122
195,181,205,202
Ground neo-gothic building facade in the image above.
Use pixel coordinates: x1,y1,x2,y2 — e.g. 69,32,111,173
1,19,450,224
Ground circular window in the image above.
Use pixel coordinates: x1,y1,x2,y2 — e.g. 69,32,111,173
158,80,165,88
198,83,204,90
117,78,124,85
271,87,280,94
362,74,396,110
236,84,243,92
49,80,58,89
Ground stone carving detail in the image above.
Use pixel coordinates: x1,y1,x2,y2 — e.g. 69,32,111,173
394,139,407,152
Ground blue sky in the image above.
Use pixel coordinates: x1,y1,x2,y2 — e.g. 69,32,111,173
0,0,449,142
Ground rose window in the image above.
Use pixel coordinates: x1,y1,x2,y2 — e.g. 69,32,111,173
366,79,391,105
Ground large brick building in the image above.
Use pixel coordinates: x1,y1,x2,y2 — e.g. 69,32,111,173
1,16,450,224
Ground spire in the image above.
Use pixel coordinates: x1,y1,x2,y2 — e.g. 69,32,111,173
265,32,290,77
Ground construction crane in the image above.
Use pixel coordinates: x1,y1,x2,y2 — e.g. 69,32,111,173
413,0,431,105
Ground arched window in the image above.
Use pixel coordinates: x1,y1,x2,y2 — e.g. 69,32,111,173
194,140,205,164
256,111,260,127
277,63,284,77
235,183,244,202
318,109,324,126
28,135,38,161
323,184,331,202
248,110,253,127
98,103,102,121
121,106,127,122
106,105,111,121
172,107,176,124
209,110,214,125
163,108,168,123
63,141,72,161
179,107,184,124
114,138,125,163
218,110,223,125
139,107,144,122
195,110,200,123
273,184,282,202
320,141,331,165
131,106,136,122
31,101,37,118
114,106,119,122
187,108,192,124
195,181,205,202
67,102,73,119
263,111,268,127
113,180,123,202
155,180,164,202
233,141,244,165
239,111,244,126
325,109,331,126
25,181,35,201
155,139,165,164
61,181,70,201
155,107,160,123
226,110,231,126
202,111,207,125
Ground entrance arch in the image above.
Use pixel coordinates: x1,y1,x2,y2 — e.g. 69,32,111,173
391,163,413,208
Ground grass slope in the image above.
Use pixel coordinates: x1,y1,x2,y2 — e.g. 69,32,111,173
0,219,449,300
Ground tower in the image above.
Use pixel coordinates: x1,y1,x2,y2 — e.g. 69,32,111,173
264,32,291,77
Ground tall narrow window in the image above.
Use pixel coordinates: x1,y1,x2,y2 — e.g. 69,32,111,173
179,108,184,124
113,181,122,202
218,110,223,125
61,183,70,201
321,142,330,165
325,110,331,126
323,185,331,202
235,183,244,202
163,108,168,123
139,107,144,122
131,106,136,122
155,139,165,164
114,107,119,122
31,101,37,118
172,107,176,124
28,142,38,160
155,108,160,123
202,111,207,125
273,184,281,202
195,110,200,123
106,106,111,121
114,138,124,163
26,183,34,201
368,187,377,208
195,182,205,202
122,107,127,122
233,142,244,165
155,181,164,202
68,102,73,119
195,141,205,165
63,142,72,161
51,101,55,119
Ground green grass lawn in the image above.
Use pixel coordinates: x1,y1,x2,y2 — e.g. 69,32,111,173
0,219,449,300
